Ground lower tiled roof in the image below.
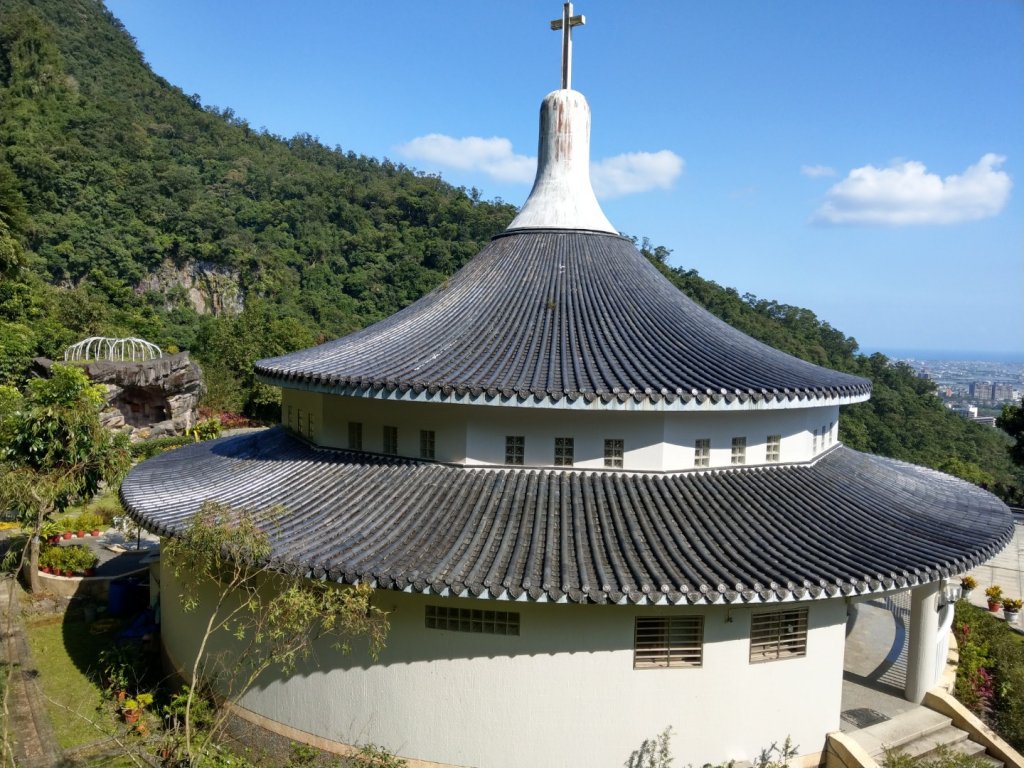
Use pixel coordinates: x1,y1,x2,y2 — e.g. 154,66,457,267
120,428,1014,605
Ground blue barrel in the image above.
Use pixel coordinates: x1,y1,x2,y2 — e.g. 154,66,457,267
107,579,130,616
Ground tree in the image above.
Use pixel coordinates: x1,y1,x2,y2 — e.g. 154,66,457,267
0,364,131,591
997,397,1024,468
161,501,390,765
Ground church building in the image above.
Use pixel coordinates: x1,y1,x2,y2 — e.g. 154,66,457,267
121,5,1014,766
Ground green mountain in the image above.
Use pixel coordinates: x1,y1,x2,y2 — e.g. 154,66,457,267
1,0,1020,502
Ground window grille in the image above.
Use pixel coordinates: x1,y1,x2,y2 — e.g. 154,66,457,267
554,437,574,466
348,421,362,451
286,405,293,430
694,438,710,468
420,429,435,460
505,435,524,465
382,425,398,455
812,428,819,452
604,439,624,468
766,435,781,463
425,605,519,636
749,608,808,662
731,437,746,465
296,408,303,435
633,616,703,669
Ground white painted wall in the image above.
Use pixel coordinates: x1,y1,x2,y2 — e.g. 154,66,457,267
281,390,840,471
161,561,848,768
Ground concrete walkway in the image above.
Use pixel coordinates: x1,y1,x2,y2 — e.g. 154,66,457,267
841,519,1024,731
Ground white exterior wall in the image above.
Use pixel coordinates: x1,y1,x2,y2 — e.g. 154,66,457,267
160,561,847,768
282,390,839,471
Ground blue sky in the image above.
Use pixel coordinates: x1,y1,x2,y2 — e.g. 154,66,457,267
104,1,1023,359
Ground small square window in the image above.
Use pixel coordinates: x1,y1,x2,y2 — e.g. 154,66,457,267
505,436,524,466
383,426,398,455
694,438,710,468
554,437,574,466
420,429,436,460
766,435,781,463
731,437,746,465
604,439,624,468
634,616,703,669
348,421,362,450
750,608,808,662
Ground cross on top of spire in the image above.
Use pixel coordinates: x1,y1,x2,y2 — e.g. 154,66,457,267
550,2,585,90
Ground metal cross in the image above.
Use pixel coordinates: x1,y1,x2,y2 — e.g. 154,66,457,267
550,2,585,90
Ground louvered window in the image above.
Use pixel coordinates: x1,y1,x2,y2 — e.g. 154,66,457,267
554,437,574,466
348,421,362,450
812,428,819,452
505,435,524,465
731,437,746,465
694,438,710,468
382,425,398,455
604,439,624,468
766,435,781,463
634,616,703,669
749,608,808,662
420,430,435,459
306,412,314,440
425,605,520,636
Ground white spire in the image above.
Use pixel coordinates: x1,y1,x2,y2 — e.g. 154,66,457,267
507,89,616,233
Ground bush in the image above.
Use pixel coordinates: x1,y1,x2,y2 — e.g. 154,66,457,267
953,602,1024,749
130,434,192,460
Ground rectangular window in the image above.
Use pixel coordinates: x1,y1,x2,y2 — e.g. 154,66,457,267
750,608,809,663
731,437,746,465
766,435,781,463
634,616,704,669
828,422,835,446
382,425,398,455
554,437,574,466
420,429,435,460
348,421,362,451
425,605,520,636
296,408,303,435
505,435,525,466
604,439,624,468
812,428,819,452
694,438,710,468
286,405,293,429
306,412,314,440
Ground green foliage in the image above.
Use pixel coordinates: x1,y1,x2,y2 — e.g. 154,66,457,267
953,602,1024,749
161,500,390,764
753,737,798,768
347,744,408,768
626,726,674,768
883,745,993,768
997,397,1024,468
129,433,193,460
190,415,222,442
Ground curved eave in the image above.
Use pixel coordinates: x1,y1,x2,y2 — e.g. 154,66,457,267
121,429,1014,606
256,372,870,411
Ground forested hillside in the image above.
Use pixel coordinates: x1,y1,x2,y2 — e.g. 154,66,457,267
1,0,1020,502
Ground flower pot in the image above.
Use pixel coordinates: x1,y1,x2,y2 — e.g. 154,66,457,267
48,536,60,545
961,588,973,602
91,529,101,537
123,708,141,724
75,530,85,538
62,532,72,540
1004,610,1020,626
988,600,1002,612
84,568,96,577
40,566,50,574
62,569,74,578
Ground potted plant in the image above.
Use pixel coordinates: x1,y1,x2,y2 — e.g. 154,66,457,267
1003,597,1022,625
121,692,153,724
41,520,62,545
960,575,976,600
985,585,1003,612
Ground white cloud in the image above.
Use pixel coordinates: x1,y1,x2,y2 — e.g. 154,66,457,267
398,134,683,199
591,151,684,199
397,134,535,184
813,153,1012,226
801,164,835,178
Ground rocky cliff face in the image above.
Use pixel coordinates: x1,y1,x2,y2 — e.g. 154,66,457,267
135,260,244,316
36,352,204,439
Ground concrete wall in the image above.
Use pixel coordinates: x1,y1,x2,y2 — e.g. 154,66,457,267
281,390,839,472
161,561,848,768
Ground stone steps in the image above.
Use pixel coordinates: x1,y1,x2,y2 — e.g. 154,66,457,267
847,708,1002,768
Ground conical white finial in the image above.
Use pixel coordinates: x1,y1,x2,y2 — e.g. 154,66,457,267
506,89,616,233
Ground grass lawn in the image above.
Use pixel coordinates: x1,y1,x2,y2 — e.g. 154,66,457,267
22,614,119,750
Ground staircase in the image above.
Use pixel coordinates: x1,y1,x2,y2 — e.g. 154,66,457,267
846,708,1002,767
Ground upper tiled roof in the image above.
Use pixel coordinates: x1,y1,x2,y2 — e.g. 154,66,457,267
120,429,1013,605
256,230,871,408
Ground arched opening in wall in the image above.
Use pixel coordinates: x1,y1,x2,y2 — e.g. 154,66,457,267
112,386,170,428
